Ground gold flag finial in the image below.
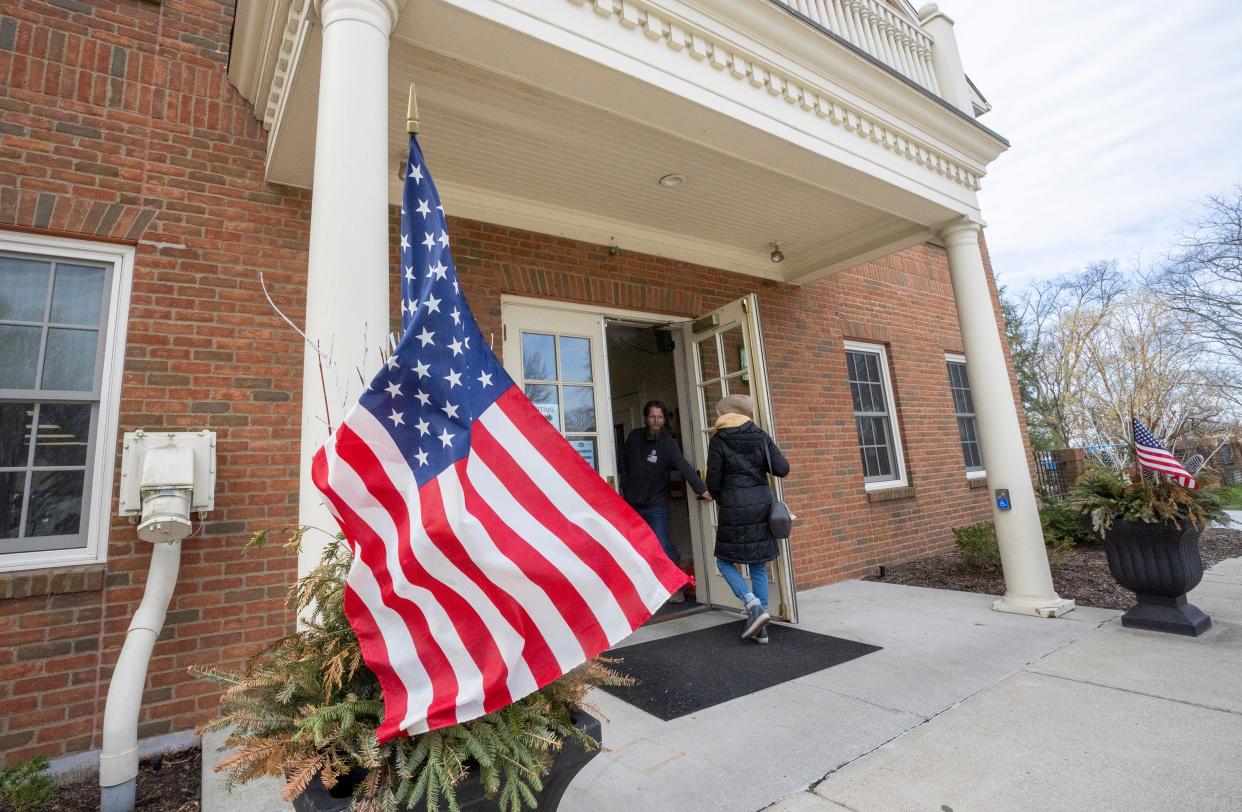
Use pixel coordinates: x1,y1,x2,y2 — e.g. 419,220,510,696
406,82,420,134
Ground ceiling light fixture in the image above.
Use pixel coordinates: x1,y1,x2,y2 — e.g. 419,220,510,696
658,173,686,188
769,243,784,263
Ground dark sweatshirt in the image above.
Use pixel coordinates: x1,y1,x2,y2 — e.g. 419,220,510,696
620,428,708,508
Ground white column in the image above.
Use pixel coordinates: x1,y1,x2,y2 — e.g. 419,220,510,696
917,4,973,114
298,0,399,575
942,220,1074,618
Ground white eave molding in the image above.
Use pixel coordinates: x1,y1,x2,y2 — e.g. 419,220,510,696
232,0,1006,196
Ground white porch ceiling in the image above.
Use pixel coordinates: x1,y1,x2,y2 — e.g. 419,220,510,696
390,48,906,282
243,0,1007,284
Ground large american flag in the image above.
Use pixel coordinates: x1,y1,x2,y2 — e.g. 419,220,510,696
1132,418,1198,489
312,134,686,741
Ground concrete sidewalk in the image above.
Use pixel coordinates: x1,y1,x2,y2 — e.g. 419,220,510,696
203,558,1241,812
772,557,1242,812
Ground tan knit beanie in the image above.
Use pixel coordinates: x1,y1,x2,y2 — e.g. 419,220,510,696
715,393,754,418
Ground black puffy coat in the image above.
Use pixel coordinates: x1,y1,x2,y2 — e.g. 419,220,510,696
706,421,790,565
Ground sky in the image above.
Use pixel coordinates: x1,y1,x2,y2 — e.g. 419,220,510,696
939,0,1242,291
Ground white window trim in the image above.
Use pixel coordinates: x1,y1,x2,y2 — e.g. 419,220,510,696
844,339,908,491
945,352,987,479
1,231,134,572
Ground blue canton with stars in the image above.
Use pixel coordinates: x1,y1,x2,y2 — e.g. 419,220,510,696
354,134,515,487
1131,420,1167,453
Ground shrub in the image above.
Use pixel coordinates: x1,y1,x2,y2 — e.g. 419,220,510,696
954,522,1001,571
196,531,630,811
0,755,54,812
1038,499,1096,547
1213,483,1242,510
954,513,1077,572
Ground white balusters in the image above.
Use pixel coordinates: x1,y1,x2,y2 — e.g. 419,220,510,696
771,0,939,95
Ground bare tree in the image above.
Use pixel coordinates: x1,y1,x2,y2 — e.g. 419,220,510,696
1013,262,1126,446
1151,187,1242,395
1078,291,1232,447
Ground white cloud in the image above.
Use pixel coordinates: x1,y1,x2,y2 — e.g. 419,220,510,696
941,0,1242,289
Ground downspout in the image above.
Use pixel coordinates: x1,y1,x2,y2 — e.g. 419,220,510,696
99,540,182,812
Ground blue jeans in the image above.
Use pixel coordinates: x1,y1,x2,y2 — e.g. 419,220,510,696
717,559,769,609
634,505,677,566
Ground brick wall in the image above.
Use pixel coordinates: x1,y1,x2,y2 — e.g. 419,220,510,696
0,0,1030,767
0,0,308,764
438,220,1013,589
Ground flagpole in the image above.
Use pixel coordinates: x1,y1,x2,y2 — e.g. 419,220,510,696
1129,409,1142,483
406,82,419,134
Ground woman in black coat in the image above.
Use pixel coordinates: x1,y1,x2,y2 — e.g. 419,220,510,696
706,394,789,644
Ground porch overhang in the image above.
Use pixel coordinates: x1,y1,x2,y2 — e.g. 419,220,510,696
230,0,1008,285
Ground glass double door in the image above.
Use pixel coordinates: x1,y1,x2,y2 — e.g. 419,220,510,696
682,295,796,622
500,296,796,623
501,305,616,485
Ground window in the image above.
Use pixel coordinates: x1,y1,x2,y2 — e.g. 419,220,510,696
520,330,600,471
0,233,132,571
945,355,984,476
844,341,906,488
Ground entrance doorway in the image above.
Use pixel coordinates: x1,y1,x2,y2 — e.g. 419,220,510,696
499,295,798,625
604,321,702,622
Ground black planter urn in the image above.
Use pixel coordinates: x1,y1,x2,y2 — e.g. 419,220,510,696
292,709,602,812
1102,519,1211,636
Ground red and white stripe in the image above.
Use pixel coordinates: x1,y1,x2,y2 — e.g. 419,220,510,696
1135,442,1197,488
312,387,686,740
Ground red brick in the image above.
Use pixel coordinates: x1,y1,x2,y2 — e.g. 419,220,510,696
0,0,1030,768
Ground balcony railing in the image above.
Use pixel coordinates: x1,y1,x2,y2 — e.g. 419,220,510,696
772,0,941,94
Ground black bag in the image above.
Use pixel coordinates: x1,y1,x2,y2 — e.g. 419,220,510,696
761,441,792,539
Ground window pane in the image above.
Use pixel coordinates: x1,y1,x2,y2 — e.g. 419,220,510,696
700,380,725,418
34,403,92,466
0,471,24,539
565,437,598,472
857,415,873,446
0,403,33,468
0,256,51,321
0,325,43,389
558,336,592,382
947,362,962,389
964,441,982,470
26,469,85,537
846,351,862,383
50,264,106,326
951,387,970,415
873,443,893,477
697,336,721,382
864,352,884,384
720,326,746,376
40,328,99,391
562,385,596,432
866,382,886,414
521,333,556,382
862,446,879,478
524,384,559,429
724,372,752,403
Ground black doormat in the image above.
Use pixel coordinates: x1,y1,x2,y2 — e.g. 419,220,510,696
600,620,881,720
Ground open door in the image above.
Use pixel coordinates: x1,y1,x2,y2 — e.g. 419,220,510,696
682,294,798,622
500,303,618,490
